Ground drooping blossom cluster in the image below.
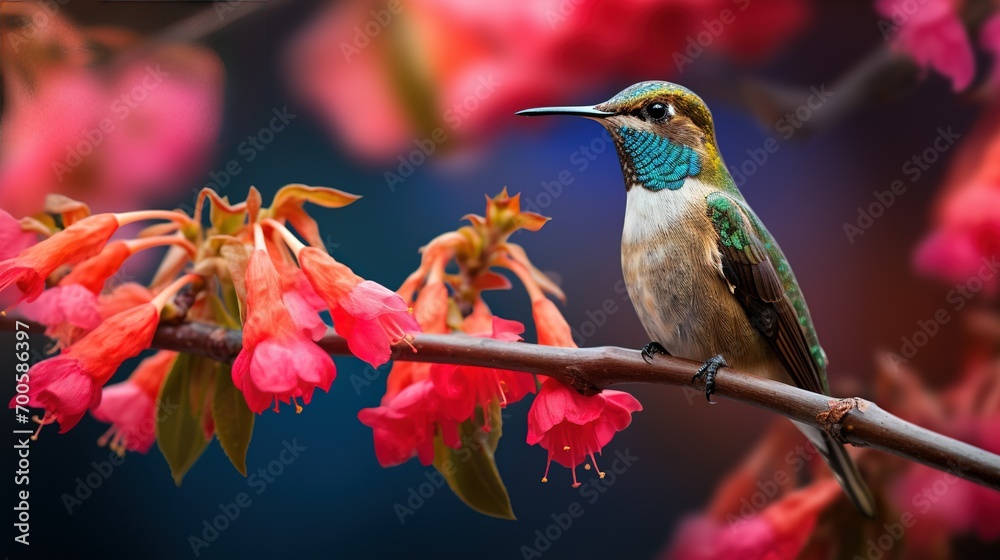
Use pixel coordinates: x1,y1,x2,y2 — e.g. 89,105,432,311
4,185,421,472
0,2,223,217
359,189,642,492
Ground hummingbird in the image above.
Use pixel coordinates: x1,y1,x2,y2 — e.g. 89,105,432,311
517,81,876,518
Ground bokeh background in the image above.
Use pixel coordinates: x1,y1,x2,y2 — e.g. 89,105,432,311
4,0,999,558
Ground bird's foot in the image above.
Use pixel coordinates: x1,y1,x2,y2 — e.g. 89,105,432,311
692,354,727,403
641,341,670,364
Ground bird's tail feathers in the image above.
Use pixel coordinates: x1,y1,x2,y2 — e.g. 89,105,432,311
793,420,876,518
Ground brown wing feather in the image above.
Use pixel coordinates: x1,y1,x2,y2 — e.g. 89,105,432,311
707,192,825,394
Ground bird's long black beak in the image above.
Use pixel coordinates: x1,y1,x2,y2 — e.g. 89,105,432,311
515,106,614,119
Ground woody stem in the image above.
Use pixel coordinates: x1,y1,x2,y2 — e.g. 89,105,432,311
4,317,1000,492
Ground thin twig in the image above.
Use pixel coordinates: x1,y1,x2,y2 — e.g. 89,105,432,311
4,316,997,491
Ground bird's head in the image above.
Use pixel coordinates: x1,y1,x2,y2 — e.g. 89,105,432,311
518,81,727,192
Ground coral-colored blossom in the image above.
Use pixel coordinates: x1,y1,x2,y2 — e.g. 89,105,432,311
0,213,119,309
99,283,154,319
526,377,642,487
358,379,459,467
299,247,419,367
231,231,335,413
91,351,176,454
532,298,577,348
10,301,163,433
662,479,842,560
429,317,535,429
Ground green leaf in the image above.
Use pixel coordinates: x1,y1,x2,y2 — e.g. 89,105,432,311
212,365,254,476
157,353,215,485
432,402,515,520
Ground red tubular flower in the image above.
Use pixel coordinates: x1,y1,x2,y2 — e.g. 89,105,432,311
527,377,642,487
297,246,420,367
0,213,119,309
91,350,176,454
358,379,458,467
429,317,535,429
9,275,194,435
99,282,154,320
0,209,35,261
231,226,336,413
533,298,577,348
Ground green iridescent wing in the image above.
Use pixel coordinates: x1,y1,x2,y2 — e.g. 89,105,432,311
705,192,829,395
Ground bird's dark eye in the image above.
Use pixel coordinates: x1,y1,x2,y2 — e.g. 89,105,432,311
645,102,668,120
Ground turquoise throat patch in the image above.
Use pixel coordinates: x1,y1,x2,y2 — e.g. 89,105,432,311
618,126,702,191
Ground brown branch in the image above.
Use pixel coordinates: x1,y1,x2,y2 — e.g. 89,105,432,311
6,316,1000,492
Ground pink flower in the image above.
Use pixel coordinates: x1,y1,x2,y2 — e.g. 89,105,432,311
914,106,1000,293
0,4,223,216
527,377,641,487
102,46,223,201
280,267,328,341
299,247,420,367
91,351,176,454
232,230,336,413
662,479,842,560
10,301,163,433
429,317,535,429
19,284,102,347
0,210,35,261
0,213,119,310
876,0,974,91
358,379,458,467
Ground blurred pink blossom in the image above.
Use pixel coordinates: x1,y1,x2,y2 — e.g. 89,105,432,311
914,104,1000,293
0,5,223,216
877,0,975,91
288,0,810,161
